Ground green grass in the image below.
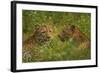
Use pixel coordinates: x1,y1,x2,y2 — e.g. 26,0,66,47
22,10,91,63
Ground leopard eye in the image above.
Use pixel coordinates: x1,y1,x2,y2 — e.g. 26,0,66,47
63,30,65,32
49,30,51,32
41,31,45,33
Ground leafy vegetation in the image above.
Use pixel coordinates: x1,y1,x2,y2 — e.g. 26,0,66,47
22,10,91,63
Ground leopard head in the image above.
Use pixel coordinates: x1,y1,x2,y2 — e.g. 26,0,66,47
34,25,54,45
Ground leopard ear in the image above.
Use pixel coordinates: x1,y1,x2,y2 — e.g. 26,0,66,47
33,26,40,35
70,25,75,33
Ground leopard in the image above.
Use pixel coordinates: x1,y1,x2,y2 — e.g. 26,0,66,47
22,25,55,62
58,24,90,50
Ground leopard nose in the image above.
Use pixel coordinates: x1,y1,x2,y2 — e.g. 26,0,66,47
47,36,50,39
58,34,61,38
